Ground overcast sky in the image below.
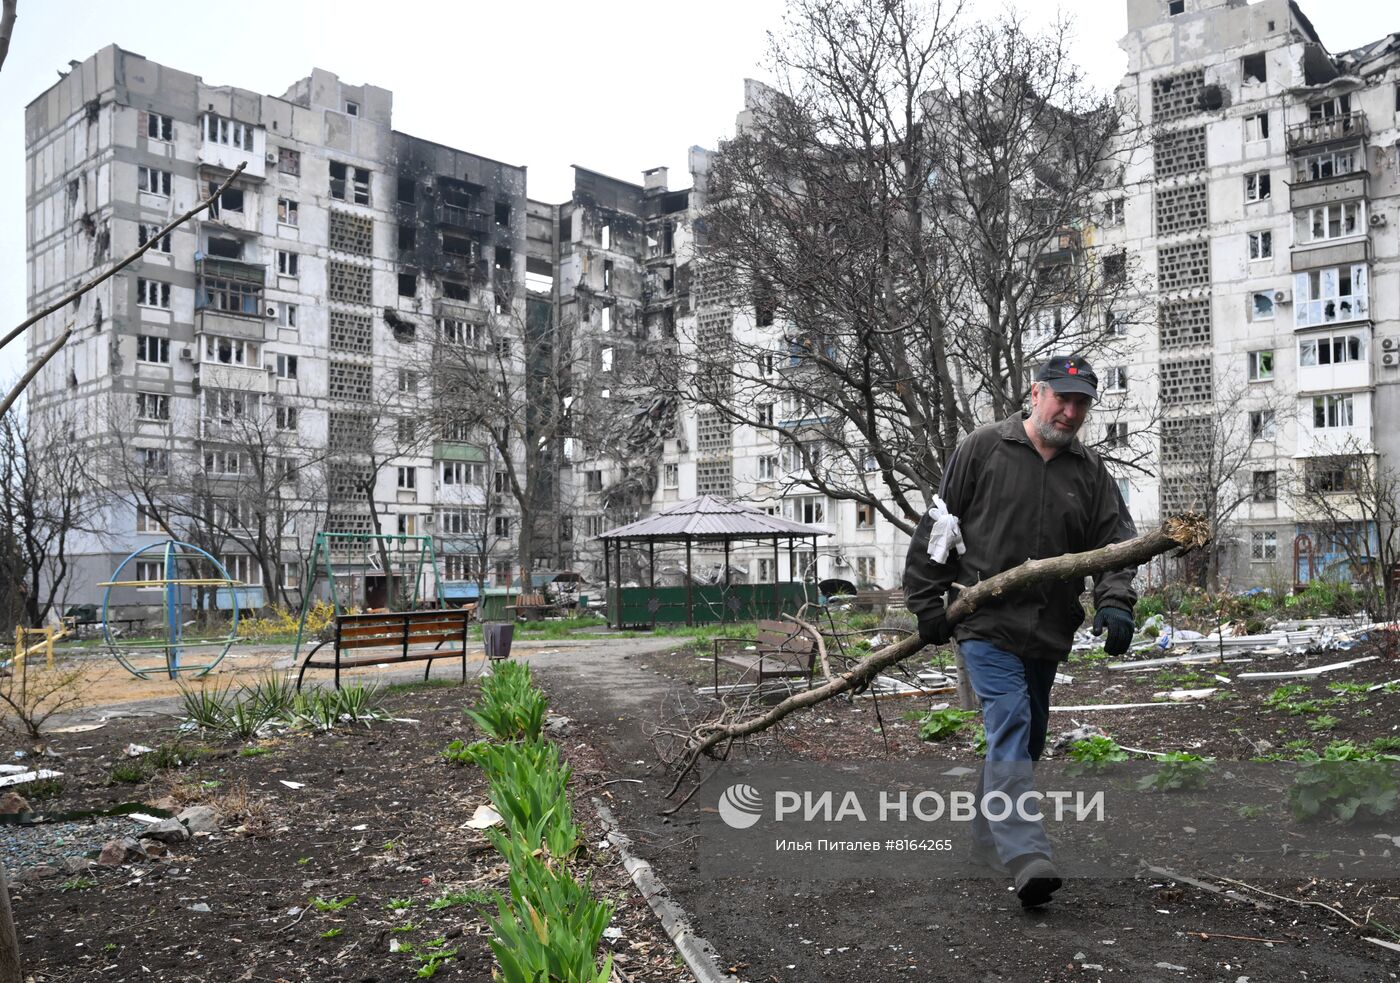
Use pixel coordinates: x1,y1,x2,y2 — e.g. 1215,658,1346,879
0,0,1390,383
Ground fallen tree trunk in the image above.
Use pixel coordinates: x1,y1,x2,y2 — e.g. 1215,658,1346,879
672,514,1208,778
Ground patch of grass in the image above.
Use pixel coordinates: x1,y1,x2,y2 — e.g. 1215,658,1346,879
384,678,463,695
1369,737,1400,754
426,888,492,911
1065,735,1130,773
1138,752,1213,792
238,746,273,758
149,741,205,770
386,898,414,911
107,760,152,784
1264,684,1321,716
905,707,977,742
1308,715,1341,733
60,877,96,892
320,928,343,939
23,776,64,800
310,895,357,913
1326,681,1371,701
392,921,419,933
296,857,311,866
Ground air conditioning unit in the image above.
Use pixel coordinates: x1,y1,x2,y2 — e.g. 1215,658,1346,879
265,151,278,165
1273,288,1292,304
265,305,278,319
1383,352,1399,368
1382,337,1399,352
179,347,193,361
1370,212,1387,228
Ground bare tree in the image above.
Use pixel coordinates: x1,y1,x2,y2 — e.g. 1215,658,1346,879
1289,437,1400,622
686,1,1144,534
1153,370,1292,590
0,404,103,627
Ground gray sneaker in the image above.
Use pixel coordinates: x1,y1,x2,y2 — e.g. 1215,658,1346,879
1012,855,1063,908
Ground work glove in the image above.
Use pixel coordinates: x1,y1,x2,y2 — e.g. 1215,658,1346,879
918,608,952,647
1092,606,1135,656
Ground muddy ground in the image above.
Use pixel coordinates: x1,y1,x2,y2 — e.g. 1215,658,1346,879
6,629,1400,982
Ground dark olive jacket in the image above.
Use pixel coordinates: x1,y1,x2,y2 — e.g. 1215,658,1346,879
903,413,1137,662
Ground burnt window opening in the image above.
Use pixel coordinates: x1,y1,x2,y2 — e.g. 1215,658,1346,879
494,201,511,227
384,308,415,342
398,226,416,251
344,100,359,117
205,237,242,260
1242,53,1267,84
398,272,417,298
1168,0,1184,14
1198,85,1224,112
443,279,470,301
209,183,244,215
443,234,474,259
1102,252,1127,284
662,222,675,254
754,285,777,327
329,160,371,205
494,293,507,315
494,246,512,271
397,177,416,204
603,260,613,291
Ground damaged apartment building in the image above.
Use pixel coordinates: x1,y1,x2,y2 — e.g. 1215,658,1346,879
24,0,1400,611
1100,0,1400,584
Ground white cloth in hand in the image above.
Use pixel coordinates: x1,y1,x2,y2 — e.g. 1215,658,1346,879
925,495,966,564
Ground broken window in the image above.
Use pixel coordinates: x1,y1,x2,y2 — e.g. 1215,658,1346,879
277,198,299,226
397,466,416,490
495,336,512,359
856,503,876,529
136,278,171,308
139,448,170,474
663,463,679,489
440,318,482,347
398,226,416,251
495,471,510,494
202,113,254,151
344,100,359,117
1103,366,1129,392
1249,410,1276,440
1248,231,1272,260
495,247,511,271
1104,422,1128,448
398,369,418,394
274,354,298,379
441,462,484,486
600,223,611,249
1101,198,1124,226
138,166,171,196
1250,471,1276,502
1247,349,1273,381
138,224,172,253
600,306,612,332
1308,95,1351,121
443,279,470,301
277,250,299,277
1244,171,1271,202
203,336,259,366
494,293,507,315
279,304,298,328
585,470,603,492
1244,113,1270,143
757,402,774,427
1295,264,1368,326
204,235,240,257
278,147,300,176
1312,394,1355,429
135,392,170,421
1295,149,1358,184
143,112,173,141
754,284,776,327
493,516,511,538
1168,0,1184,14
136,504,165,533
1242,53,1266,84
757,455,777,481
399,272,417,297
1299,332,1364,366
784,495,826,524
1102,252,1126,284
1304,461,1359,493
397,178,416,204
495,201,511,227
602,260,613,290
1251,292,1275,321
329,160,371,205
1305,201,1363,242
136,335,169,364
600,346,614,373
198,276,260,316
443,234,474,258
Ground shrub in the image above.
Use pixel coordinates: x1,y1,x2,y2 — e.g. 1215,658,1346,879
1290,742,1400,822
468,662,547,742
1137,751,1213,792
905,707,976,742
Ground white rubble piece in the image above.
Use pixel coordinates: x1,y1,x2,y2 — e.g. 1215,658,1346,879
1051,702,1205,712
1151,688,1218,702
1236,655,1379,681
0,769,62,788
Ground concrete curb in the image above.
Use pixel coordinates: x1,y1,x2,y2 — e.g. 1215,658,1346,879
592,799,742,983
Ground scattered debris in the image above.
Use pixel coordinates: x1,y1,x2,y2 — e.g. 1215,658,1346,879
1051,702,1205,712
1151,688,1218,702
1236,655,1379,681
464,804,503,830
124,743,154,757
0,792,31,816
177,805,220,835
142,818,191,844
278,780,306,790
0,769,62,788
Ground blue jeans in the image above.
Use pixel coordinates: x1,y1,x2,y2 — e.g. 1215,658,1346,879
959,639,1059,865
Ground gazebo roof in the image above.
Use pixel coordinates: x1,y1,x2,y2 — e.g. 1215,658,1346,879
597,495,831,542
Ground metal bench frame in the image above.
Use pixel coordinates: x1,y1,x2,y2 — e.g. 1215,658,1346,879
711,618,816,693
296,608,472,691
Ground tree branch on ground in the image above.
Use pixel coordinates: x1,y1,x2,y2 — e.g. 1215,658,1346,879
663,514,1209,806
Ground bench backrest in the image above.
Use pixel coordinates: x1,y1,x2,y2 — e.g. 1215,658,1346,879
335,609,472,652
516,592,548,607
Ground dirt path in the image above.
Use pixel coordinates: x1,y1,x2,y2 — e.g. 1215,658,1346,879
532,643,1400,983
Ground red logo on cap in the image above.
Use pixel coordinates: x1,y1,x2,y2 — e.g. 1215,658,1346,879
1068,366,1078,375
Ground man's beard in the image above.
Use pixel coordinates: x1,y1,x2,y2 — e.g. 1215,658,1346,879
1034,415,1077,448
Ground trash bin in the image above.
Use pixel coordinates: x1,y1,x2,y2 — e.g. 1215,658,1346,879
483,622,515,661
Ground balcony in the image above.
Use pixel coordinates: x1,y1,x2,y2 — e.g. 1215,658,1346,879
438,204,490,234
1289,172,1367,210
1287,112,1369,152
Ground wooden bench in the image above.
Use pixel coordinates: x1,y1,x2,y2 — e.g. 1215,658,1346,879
296,608,473,691
506,592,561,622
711,619,816,693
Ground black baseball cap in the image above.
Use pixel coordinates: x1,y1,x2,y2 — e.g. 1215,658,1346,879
1036,356,1098,399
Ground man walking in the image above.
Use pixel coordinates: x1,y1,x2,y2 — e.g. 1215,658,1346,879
904,356,1138,907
